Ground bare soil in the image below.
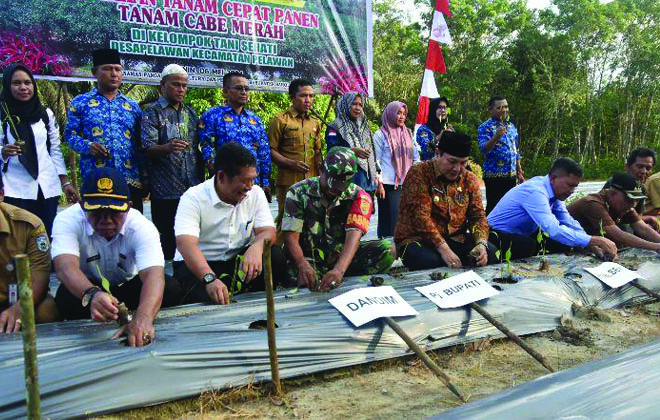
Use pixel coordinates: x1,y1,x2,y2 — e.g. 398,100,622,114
100,301,660,420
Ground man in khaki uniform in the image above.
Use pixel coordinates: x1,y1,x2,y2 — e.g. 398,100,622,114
269,79,322,224
0,174,58,333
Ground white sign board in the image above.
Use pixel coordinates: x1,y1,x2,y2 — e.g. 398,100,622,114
416,270,499,309
584,262,643,288
328,286,418,327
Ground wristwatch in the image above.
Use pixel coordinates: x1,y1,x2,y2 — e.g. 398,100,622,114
82,286,102,307
202,273,217,285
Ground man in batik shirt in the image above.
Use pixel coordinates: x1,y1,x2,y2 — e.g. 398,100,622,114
281,147,394,291
477,96,524,215
65,48,146,212
142,64,202,260
395,131,496,271
198,72,272,201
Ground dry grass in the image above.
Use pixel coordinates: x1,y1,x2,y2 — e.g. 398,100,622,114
98,302,660,420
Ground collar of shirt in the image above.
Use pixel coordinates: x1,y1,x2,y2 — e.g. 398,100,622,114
307,177,353,209
287,106,310,120
541,175,558,204
90,87,128,103
157,96,181,111
204,177,252,208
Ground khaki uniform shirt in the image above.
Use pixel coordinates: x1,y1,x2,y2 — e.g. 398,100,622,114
0,203,51,307
568,191,640,241
269,107,321,187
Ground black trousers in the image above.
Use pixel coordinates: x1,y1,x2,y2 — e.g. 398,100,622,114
174,245,288,304
401,238,498,271
129,185,145,214
150,198,180,260
4,187,59,239
55,274,182,320
484,176,517,215
489,229,574,261
377,184,401,238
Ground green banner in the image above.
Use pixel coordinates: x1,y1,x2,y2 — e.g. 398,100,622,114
0,0,373,94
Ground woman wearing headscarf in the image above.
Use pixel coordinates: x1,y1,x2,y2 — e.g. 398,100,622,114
416,96,453,161
373,101,419,238
0,65,78,237
326,92,384,199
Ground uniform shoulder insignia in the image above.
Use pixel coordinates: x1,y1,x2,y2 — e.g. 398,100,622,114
420,130,428,138
34,232,50,252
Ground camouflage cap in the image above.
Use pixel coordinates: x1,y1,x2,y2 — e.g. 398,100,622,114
323,147,358,177
322,147,358,191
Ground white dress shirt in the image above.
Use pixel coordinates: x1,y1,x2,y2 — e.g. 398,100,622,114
174,178,274,262
373,129,420,186
0,108,66,200
51,204,164,285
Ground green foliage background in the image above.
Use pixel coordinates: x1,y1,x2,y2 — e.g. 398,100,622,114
28,0,660,188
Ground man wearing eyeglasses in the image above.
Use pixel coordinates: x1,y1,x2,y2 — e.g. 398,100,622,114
52,167,181,347
198,72,272,202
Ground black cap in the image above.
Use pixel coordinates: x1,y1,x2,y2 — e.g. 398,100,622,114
82,167,130,211
92,49,121,67
609,173,645,200
437,131,472,158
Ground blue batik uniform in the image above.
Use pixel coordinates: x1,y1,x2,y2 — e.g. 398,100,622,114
415,124,436,161
65,88,143,187
199,105,271,188
477,118,520,178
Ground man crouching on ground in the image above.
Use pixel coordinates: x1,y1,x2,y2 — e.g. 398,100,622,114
53,167,181,347
174,143,287,305
281,147,394,292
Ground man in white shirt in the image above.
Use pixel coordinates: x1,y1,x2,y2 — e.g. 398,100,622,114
53,167,181,347
175,143,287,305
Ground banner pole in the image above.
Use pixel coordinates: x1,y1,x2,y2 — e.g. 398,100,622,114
15,254,41,420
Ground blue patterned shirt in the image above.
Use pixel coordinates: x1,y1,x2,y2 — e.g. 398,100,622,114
477,118,520,178
415,124,437,161
199,105,271,187
65,88,143,187
141,97,202,199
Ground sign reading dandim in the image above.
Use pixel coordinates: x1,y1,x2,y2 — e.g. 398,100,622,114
329,286,417,327
416,270,499,309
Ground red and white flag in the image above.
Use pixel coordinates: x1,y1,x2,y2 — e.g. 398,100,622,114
415,0,452,129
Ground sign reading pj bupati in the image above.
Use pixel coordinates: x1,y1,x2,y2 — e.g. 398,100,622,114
416,271,499,309
0,0,373,93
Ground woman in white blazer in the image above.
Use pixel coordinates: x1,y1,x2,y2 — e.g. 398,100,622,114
0,64,78,237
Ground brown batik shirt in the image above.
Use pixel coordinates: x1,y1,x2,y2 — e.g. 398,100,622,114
394,160,489,255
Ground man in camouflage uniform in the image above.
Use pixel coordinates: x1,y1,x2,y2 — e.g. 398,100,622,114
281,147,394,291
